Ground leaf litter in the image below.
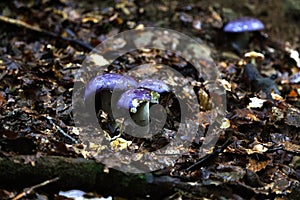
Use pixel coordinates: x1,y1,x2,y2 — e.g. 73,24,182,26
0,0,300,199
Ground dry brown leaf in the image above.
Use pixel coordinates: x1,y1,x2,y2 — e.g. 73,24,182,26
282,141,300,153
247,113,260,121
247,158,271,172
110,138,132,151
285,107,300,127
0,92,6,108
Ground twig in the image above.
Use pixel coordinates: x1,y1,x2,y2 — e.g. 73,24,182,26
12,177,59,200
46,115,78,144
0,69,7,81
267,145,300,155
0,15,94,51
184,138,233,172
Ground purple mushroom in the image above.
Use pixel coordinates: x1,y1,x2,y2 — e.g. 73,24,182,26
117,88,152,127
223,17,265,53
84,73,138,101
84,73,138,120
223,17,264,33
116,80,171,137
138,79,170,93
138,79,171,105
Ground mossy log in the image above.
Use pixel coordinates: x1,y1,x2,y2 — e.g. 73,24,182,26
2,154,299,199
0,156,212,199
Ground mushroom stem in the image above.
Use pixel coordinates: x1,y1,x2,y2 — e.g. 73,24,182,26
131,101,150,127
99,90,113,119
100,90,124,122
98,90,121,133
223,17,264,54
230,33,250,54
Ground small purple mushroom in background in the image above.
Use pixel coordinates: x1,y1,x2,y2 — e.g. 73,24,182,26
84,73,138,121
223,17,265,54
224,17,264,33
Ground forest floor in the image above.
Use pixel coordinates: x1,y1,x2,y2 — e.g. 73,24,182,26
0,0,300,199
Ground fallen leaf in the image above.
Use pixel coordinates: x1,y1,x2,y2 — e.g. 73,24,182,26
110,138,132,151
247,158,271,172
0,92,6,108
285,107,300,127
247,97,266,109
245,144,268,154
287,89,298,98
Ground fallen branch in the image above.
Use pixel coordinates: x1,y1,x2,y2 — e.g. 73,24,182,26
184,138,233,171
12,177,59,200
45,115,78,144
0,15,95,51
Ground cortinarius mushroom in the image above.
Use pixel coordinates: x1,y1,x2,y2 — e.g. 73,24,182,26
84,74,171,136
84,73,138,119
138,79,170,103
224,17,264,33
138,79,170,93
223,17,265,53
117,88,153,127
117,80,171,137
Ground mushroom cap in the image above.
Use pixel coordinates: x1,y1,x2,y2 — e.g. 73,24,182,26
244,51,265,60
223,17,264,33
138,79,170,93
84,73,138,101
117,88,151,112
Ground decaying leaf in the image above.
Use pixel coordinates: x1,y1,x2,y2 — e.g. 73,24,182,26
0,92,5,108
285,107,300,127
281,141,300,153
219,79,231,92
245,144,268,154
291,156,300,169
247,158,271,172
198,88,212,110
110,138,132,151
247,97,266,109
270,106,284,122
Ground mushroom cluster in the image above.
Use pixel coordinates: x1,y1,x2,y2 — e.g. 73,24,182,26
84,73,170,135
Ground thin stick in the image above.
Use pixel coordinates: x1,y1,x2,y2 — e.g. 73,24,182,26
46,115,78,144
185,138,233,172
0,69,7,81
0,15,94,51
12,177,59,200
